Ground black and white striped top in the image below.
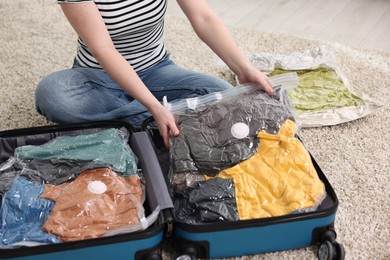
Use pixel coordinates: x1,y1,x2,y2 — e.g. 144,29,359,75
57,0,167,72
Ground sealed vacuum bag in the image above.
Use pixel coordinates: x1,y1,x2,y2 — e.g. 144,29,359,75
167,82,297,177
216,45,381,127
246,46,382,127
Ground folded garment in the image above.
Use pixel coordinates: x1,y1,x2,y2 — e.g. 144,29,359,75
170,172,206,191
208,120,326,220
246,46,382,127
41,168,143,242
0,157,43,200
0,157,107,199
15,128,138,177
0,176,60,246
171,86,295,176
173,177,238,224
22,158,106,185
269,68,364,113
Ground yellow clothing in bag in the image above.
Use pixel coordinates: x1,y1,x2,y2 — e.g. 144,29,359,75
209,120,326,220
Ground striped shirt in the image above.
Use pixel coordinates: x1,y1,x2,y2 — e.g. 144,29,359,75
57,0,167,72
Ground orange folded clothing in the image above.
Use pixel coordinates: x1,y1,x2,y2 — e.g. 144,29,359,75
40,167,143,242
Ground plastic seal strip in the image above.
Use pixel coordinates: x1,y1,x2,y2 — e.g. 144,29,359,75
166,72,299,115
103,206,161,237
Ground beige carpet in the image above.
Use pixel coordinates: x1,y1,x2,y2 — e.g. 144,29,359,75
1,1,389,259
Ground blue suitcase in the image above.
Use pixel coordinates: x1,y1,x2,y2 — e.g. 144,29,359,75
143,118,345,260
0,121,172,260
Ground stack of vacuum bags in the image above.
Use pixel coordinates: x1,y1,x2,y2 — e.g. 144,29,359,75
165,74,327,225
0,127,160,248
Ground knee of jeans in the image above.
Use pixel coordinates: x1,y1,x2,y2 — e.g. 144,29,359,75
185,75,230,95
204,80,232,94
35,76,56,112
35,75,73,121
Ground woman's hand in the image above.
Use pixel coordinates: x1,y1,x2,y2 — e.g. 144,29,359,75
237,64,274,93
150,104,180,148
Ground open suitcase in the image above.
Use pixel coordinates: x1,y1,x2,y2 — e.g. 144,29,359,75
0,121,173,260
0,118,344,260
143,117,345,260
0,109,345,260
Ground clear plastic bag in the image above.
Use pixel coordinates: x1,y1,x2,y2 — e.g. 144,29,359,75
14,128,139,177
173,177,239,224
166,75,326,223
246,46,382,127
0,157,43,200
166,72,299,115
40,167,145,242
206,120,327,220
0,128,155,246
0,176,61,247
167,80,298,177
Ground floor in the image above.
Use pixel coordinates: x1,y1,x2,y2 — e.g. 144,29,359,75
166,0,390,53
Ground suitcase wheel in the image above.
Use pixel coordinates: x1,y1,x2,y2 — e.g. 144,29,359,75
318,236,345,260
142,251,162,260
175,255,198,260
175,244,199,260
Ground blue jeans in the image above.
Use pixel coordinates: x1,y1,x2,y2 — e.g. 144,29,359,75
35,54,232,129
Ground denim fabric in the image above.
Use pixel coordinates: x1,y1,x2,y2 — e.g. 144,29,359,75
0,176,60,246
35,54,232,129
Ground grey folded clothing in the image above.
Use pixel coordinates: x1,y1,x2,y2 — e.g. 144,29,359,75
173,177,238,224
171,86,295,176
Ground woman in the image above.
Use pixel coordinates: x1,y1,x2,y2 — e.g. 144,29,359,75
35,0,272,147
